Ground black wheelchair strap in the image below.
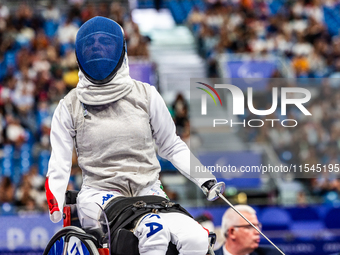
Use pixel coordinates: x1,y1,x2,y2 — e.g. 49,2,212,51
104,196,192,238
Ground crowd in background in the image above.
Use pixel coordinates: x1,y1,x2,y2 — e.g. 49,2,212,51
241,76,340,201
186,0,340,202
188,0,340,79
0,1,150,212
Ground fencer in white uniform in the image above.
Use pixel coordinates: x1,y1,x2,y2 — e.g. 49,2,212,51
45,16,222,255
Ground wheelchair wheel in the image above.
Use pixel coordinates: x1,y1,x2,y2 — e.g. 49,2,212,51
43,226,100,255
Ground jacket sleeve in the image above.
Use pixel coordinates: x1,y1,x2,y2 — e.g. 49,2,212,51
149,86,216,188
45,99,75,223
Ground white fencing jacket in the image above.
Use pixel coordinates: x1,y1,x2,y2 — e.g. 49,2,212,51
45,55,216,222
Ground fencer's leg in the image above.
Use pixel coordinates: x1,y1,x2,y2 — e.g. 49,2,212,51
138,180,168,199
160,212,209,255
77,186,122,229
134,213,171,255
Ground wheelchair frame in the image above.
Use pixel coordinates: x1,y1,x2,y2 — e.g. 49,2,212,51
43,191,216,255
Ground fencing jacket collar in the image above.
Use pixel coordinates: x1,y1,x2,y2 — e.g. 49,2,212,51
76,53,133,105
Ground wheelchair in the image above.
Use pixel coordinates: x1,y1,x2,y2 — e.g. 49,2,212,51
43,191,217,255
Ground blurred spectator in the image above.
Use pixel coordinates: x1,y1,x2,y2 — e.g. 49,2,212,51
5,116,26,146
32,30,49,51
17,196,39,214
14,165,46,212
127,32,149,57
297,191,308,207
0,1,9,19
0,176,15,204
42,2,60,22
81,2,97,22
27,165,44,190
57,15,78,47
172,93,189,136
187,6,205,33
125,20,150,58
97,2,110,18
109,2,125,26
14,175,34,207
292,54,310,77
12,66,35,113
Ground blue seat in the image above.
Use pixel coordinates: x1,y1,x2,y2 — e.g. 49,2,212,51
44,20,58,38
1,203,15,215
168,1,186,24
20,143,32,174
269,0,284,15
181,0,193,16
2,144,14,177
324,6,340,36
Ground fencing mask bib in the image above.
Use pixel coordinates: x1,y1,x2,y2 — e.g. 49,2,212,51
75,16,125,84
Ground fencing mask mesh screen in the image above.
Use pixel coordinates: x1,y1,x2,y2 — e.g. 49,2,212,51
75,16,125,84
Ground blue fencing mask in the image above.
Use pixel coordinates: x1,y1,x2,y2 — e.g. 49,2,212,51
75,16,125,84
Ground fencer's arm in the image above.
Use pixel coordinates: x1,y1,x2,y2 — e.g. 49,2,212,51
149,86,216,188
46,100,74,223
